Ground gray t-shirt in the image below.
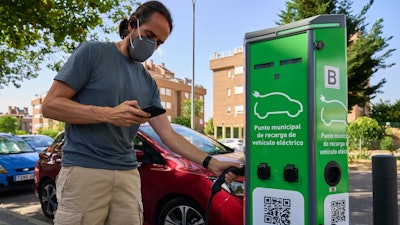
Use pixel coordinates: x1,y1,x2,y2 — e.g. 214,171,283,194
55,41,162,170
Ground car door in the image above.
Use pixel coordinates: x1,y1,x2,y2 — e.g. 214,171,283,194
133,135,167,224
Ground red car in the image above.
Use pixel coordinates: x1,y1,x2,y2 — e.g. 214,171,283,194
34,123,244,225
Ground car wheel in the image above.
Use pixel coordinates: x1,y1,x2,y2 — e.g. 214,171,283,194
157,197,205,225
39,180,58,219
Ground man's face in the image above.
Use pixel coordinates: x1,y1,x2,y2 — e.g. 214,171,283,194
133,12,170,48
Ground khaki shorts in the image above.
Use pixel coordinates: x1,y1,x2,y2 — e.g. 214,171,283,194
54,166,143,225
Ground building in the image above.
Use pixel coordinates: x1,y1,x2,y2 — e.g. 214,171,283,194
31,60,206,133
209,47,367,139
31,93,62,134
143,60,206,130
210,47,245,139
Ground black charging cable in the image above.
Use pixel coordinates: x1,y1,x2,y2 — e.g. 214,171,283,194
205,166,245,225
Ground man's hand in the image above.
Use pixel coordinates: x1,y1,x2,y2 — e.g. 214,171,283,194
207,158,243,183
107,100,151,127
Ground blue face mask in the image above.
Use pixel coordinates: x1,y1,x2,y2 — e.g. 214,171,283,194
128,19,157,62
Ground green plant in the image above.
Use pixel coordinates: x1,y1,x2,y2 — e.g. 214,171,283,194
0,115,18,133
348,117,382,150
38,127,63,139
380,136,396,151
204,118,214,136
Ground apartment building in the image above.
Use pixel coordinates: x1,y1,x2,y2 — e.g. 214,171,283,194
209,47,366,140
31,93,62,134
143,60,206,130
31,60,206,133
210,47,245,139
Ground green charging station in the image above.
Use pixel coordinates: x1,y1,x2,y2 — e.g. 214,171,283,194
244,15,349,225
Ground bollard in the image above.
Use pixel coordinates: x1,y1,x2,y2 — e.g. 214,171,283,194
372,155,398,225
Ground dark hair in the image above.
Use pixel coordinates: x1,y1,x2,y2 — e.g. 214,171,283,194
119,1,173,39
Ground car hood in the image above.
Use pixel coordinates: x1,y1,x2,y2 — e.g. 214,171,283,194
0,152,39,169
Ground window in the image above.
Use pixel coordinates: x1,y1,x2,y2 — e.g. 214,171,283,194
227,70,231,78
234,86,244,94
159,87,166,95
234,66,243,75
161,101,166,108
235,105,244,115
166,88,172,96
200,119,203,125
185,92,190,99
166,102,171,109
227,88,231,96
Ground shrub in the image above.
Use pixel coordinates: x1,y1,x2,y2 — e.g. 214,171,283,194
348,117,382,150
380,136,396,151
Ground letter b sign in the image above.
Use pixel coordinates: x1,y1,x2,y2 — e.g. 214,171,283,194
324,66,340,89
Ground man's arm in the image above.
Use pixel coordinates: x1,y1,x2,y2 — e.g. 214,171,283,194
148,115,242,181
42,80,150,126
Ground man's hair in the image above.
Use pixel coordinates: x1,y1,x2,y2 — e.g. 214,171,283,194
119,1,173,39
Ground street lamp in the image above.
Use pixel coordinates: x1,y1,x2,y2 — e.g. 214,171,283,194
191,0,196,129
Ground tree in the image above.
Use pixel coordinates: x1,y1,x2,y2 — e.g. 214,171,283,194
172,99,203,128
204,118,214,136
38,127,63,138
0,0,137,88
370,99,400,122
172,116,191,128
278,0,395,111
0,116,18,133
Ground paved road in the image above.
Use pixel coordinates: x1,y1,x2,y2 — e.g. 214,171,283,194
0,188,53,224
0,170,398,225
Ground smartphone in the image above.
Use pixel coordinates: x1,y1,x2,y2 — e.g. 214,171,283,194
142,106,166,118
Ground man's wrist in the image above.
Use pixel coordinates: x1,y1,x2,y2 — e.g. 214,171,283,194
202,155,212,168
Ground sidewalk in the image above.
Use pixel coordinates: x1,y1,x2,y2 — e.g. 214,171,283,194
0,208,50,225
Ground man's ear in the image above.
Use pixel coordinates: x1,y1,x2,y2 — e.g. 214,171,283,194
129,17,138,29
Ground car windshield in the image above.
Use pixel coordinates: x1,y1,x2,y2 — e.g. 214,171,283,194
139,125,232,155
21,136,54,148
0,136,35,154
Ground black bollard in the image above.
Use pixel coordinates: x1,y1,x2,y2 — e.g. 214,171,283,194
372,155,398,225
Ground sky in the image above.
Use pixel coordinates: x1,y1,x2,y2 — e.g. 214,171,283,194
0,0,398,121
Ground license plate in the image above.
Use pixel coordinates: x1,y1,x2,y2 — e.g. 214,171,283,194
14,173,34,182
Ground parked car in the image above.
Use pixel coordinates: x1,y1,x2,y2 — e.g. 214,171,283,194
218,138,245,152
34,124,244,225
19,134,54,152
0,133,39,192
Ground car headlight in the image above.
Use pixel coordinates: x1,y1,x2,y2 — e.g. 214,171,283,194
0,164,8,174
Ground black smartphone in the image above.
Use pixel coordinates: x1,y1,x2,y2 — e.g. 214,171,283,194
142,106,166,118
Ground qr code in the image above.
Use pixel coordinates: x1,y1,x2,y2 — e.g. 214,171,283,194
264,196,291,225
331,199,346,223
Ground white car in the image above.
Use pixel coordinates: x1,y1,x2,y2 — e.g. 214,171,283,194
218,138,245,151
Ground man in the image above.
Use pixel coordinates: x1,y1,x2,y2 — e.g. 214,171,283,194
42,1,241,225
